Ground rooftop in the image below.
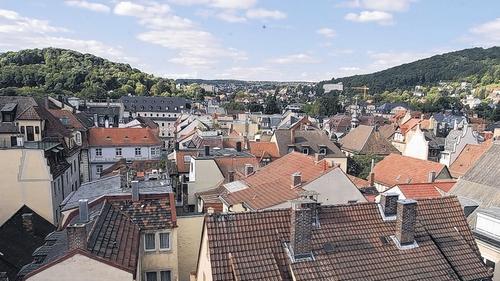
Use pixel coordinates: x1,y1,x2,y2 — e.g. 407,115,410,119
88,127,162,147
204,196,490,281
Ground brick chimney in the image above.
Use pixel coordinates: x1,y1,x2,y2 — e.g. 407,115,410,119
244,164,254,177
289,202,313,259
67,223,88,250
291,172,302,188
228,170,235,182
428,171,436,183
131,180,140,202
380,193,399,217
395,199,418,246
22,213,34,234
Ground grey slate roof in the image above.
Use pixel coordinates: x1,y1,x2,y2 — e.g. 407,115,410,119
61,175,172,211
274,128,345,158
121,96,191,113
450,141,500,224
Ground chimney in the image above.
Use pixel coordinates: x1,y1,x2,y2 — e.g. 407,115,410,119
93,114,98,127
228,170,235,182
428,171,436,183
244,164,254,177
289,202,313,259
204,145,210,156
131,180,140,202
175,142,180,151
236,141,242,152
67,223,88,250
380,193,399,217
22,213,34,234
78,199,89,223
395,199,418,246
291,172,302,188
207,207,215,215
369,171,375,187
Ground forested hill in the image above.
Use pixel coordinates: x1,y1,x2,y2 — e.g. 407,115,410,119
0,48,176,99
320,47,500,94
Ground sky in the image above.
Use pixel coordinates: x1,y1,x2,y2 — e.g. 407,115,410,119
0,0,499,81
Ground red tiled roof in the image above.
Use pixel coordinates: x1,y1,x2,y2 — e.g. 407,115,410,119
88,127,162,147
449,141,492,178
396,181,456,199
347,174,370,188
248,141,280,160
221,152,332,209
204,196,491,281
400,118,421,134
373,154,449,188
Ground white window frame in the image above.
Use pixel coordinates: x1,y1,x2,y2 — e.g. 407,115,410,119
144,233,156,252
159,232,171,251
115,147,122,157
95,148,102,157
96,165,103,175
135,147,142,156
145,270,172,281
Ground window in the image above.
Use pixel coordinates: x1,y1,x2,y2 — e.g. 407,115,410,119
96,165,103,175
159,232,170,250
145,272,157,281
144,233,156,251
35,126,39,134
151,147,157,156
20,126,25,134
183,155,192,164
95,148,102,156
115,148,122,156
135,147,141,156
160,271,171,281
26,126,34,141
302,147,309,155
319,146,327,155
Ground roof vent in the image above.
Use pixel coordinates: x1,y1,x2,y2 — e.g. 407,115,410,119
323,242,334,253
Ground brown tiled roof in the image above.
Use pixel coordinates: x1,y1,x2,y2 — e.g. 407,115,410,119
373,154,450,188
395,181,456,199
221,152,332,209
248,141,280,160
347,174,370,188
174,150,199,173
340,125,399,155
109,196,176,229
204,196,491,281
100,159,162,178
88,127,162,147
87,203,140,271
214,156,259,183
48,109,86,129
449,141,492,178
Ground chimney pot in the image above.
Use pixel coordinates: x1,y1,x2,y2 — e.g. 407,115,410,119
244,164,254,177
396,199,418,246
291,172,302,188
369,172,375,187
131,180,140,202
78,199,89,223
428,171,436,183
380,193,399,217
22,213,34,234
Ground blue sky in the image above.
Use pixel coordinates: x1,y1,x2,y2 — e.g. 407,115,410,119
0,0,499,81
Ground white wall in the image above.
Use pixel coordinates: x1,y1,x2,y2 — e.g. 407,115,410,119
188,159,224,205
26,254,133,281
403,128,429,160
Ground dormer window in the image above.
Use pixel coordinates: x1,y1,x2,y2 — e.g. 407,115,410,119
319,146,327,155
302,147,309,155
287,145,295,153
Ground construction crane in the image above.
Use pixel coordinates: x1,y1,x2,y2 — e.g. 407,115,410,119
350,85,370,100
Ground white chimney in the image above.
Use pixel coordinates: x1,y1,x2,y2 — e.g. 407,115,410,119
131,180,139,201
78,199,89,223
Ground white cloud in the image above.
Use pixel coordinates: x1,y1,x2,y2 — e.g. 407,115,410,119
469,18,500,46
366,50,431,71
345,11,393,25
316,27,336,38
65,0,110,13
343,0,415,12
114,1,170,17
113,1,246,68
209,0,257,10
246,8,287,20
0,9,134,63
216,11,247,23
269,53,319,64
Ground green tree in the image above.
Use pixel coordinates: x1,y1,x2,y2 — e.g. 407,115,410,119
263,95,280,114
